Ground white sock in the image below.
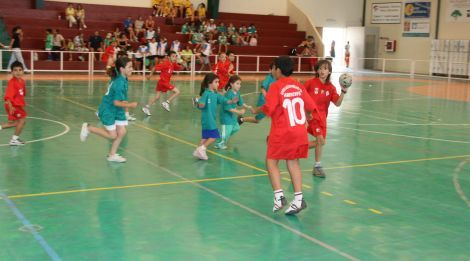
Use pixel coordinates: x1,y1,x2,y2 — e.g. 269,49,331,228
294,192,303,201
274,189,284,200
126,112,130,117
12,135,19,140
199,145,206,150
315,162,321,167
145,104,150,108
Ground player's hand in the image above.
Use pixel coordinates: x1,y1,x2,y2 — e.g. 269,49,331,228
128,102,138,108
239,108,246,115
341,87,348,94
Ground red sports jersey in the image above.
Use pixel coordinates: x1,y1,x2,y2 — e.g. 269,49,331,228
304,77,339,117
155,60,183,84
4,77,26,107
212,60,231,89
101,46,115,62
262,77,318,160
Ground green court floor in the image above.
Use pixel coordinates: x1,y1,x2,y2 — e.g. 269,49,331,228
0,74,469,260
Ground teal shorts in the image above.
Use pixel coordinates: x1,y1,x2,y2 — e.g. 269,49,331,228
99,111,127,130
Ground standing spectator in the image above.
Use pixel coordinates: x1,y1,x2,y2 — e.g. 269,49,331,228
152,0,163,17
180,44,193,70
185,2,195,21
197,3,206,21
146,27,156,40
173,0,184,18
88,31,103,61
134,16,145,34
123,16,133,32
65,3,77,28
345,41,350,67
134,43,148,71
113,27,122,40
74,33,87,61
52,29,65,61
45,29,53,61
330,40,335,59
7,26,28,70
76,4,87,30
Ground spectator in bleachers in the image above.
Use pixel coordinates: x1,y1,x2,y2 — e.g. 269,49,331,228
207,19,217,36
52,29,65,61
152,0,163,17
88,31,103,61
217,32,228,53
217,23,227,35
171,39,182,53
298,35,316,56
185,2,195,21
102,41,117,69
135,16,145,34
134,42,149,71
66,38,75,61
227,23,236,35
65,3,77,28
197,37,212,71
145,15,155,29
180,44,193,70
239,25,249,42
147,37,158,69
6,26,28,71
123,16,133,32
247,23,258,40
189,31,203,50
45,29,53,61
146,27,156,40
189,22,196,33
249,35,257,46
172,0,184,18
156,37,168,62
118,33,130,51
103,33,114,49
113,27,122,40
181,22,190,34
73,33,87,61
198,21,207,33
127,26,138,42
76,4,87,30
197,3,206,21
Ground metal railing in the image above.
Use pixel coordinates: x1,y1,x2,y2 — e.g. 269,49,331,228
1,49,469,81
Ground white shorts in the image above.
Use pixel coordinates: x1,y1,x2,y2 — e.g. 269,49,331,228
104,120,128,131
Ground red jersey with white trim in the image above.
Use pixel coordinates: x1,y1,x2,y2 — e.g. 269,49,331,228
154,60,183,83
304,77,339,118
4,77,26,107
262,77,318,158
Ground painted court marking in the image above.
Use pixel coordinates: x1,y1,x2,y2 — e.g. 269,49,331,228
0,116,70,147
453,158,470,208
0,192,61,260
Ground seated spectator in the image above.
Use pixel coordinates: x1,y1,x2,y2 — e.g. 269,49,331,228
76,4,87,30
189,31,203,50
145,15,155,29
88,31,103,61
239,25,249,42
180,44,193,70
127,26,138,42
135,16,145,34
217,23,227,35
189,22,196,33
66,39,75,61
118,33,130,51
146,27,156,40
123,16,133,32
173,0,184,18
152,0,163,17
227,23,236,35
184,1,194,21
65,3,77,28
198,21,207,33
52,29,65,61
298,35,317,56
249,35,258,46
171,39,182,55
247,23,258,39
113,27,122,39
197,3,206,21
207,19,217,34
218,32,228,53
181,22,190,34
73,33,87,61
134,43,149,71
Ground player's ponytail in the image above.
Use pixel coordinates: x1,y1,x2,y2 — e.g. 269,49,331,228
200,73,219,96
225,75,241,91
108,56,131,79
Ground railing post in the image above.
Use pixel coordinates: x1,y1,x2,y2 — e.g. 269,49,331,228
191,54,196,77
90,52,94,75
142,53,146,80
382,58,386,73
410,60,415,78
30,50,34,75
298,56,301,72
256,56,260,72
60,51,63,71
448,60,452,81
236,55,239,74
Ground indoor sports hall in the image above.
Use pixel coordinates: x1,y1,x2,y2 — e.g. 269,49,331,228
1,0,469,260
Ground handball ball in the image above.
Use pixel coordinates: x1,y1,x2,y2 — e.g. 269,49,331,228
339,73,353,88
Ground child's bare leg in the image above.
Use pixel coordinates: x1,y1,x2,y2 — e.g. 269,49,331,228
286,159,302,193
147,91,162,106
14,118,26,136
109,125,126,156
166,88,180,103
1,121,18,129
88,125,117,139
266,159,282,191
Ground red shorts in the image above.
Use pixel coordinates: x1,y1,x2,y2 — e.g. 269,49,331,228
266,140,309,160
5,104,27,121
156,81,175,93
218,77,228,90
307,118,327,138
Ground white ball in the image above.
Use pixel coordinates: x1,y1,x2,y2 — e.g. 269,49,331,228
339,73,353,88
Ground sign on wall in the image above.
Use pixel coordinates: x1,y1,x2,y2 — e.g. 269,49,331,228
446,0,470,22
403,1,431,37
371,2,402,24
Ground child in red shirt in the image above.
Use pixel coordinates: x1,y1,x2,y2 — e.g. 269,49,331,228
254,56,320,215
212,52,233,93
305,59,347,178
0,61,27,145
142,51,183,115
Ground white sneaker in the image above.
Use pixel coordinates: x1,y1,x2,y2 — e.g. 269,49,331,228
192,97,199,108
285,199,307,215
193,146,208,160
127,114,137,121
80,123,89,142
273,196,287,212
142,106,152,116
161,101,170,112
107,154,127,163
9,138,25,146
95,111,99,119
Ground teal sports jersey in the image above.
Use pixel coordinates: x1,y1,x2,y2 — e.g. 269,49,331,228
257,73,275,106
98,75,128,125
220,90,244,125
198,89,226,130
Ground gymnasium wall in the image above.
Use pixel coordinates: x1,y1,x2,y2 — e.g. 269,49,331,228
45,0,206,8
291,0,363,27
218,0,287,15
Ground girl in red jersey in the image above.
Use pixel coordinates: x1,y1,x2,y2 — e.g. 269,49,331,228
142,51,183,115
212,52,233,93
304,59,347,178
0,62,27,145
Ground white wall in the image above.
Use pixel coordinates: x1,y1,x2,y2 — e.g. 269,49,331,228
46,0,205,8
218,0,287,15
291,0,363,27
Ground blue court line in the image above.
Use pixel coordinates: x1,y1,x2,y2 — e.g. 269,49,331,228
0,192,62,261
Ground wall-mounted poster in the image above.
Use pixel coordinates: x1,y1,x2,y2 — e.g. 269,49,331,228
447,0,470,22
371,2,402,24
403,1,431,37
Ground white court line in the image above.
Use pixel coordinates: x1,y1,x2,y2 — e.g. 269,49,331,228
241,91,259,97
0,116,70,147
341,123,470,127
125,149,360,261
352,97,428,103
453,159,470,208
341,111,414,125
339,126,470,144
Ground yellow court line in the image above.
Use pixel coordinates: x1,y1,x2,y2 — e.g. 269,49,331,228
300,154,470,172
7,173,268,199
343,200,357,205
321,192,334,196
368,208,384,215
59,97,267,173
